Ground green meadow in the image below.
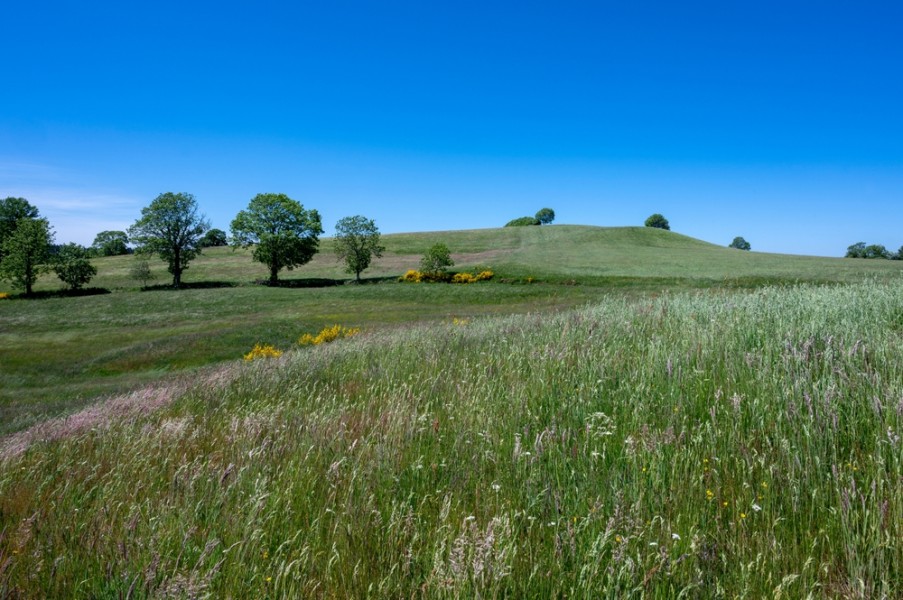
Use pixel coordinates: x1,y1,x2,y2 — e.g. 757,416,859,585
1,225,902,597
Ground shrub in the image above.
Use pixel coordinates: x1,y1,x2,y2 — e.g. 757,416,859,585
452,272,477,284
399,269,424,283
0,292,9,300
243,343,283,361
298,324,360,346
505,216,540,227
475,270,494,281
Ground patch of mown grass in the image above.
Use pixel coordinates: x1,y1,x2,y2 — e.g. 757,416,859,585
1,281,901,597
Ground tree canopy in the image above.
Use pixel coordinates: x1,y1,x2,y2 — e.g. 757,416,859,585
0,197,40,263
420,243,454,274
128,192,210,288
54,243,97,290
230,193,323,284
334,215,385,282
199,228,229,248
644,214,670,230
846,242,890,259
91,230,130,256
535,208,555,225
729,236,751,251
0,217,53,295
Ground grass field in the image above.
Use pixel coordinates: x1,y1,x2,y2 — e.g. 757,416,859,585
1,226,901,435
1,279,901,597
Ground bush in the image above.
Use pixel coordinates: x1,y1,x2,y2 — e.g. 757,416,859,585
243,343,283,361
399,269,424,283
298,324,360,346
452,272,477,284
505,216,540,227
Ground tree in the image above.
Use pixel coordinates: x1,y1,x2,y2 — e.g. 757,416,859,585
420,243,454,274
199,228,228,248
334,215,385,282
91,230,129,256
644,214,670,230
846,242,890,259
129,257,156,289
505,216,540,227
128,192,209,288
231,193,323,284
863,244,890,259
0,217,53,295
53,243,97,290
729,236,751,251
893,246,903,261
845,242,866,258
0,197,40,263
535,208,555,225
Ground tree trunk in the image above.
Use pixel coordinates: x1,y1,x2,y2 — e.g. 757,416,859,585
355,270,361,283
269,264,279,285
172,248,181,288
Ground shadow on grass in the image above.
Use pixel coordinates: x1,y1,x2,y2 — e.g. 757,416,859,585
10,287,112,300
141,281,238,291
256,275,399,288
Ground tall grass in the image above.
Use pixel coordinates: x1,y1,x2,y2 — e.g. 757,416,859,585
1,281,902,597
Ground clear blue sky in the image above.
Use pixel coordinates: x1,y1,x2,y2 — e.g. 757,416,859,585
2,1,901,256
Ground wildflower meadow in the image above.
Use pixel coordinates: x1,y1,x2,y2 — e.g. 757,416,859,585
1,279,901,597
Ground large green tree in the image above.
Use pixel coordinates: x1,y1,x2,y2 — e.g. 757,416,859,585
91,230,130,256
334,215,385,282
128,192,209,288
0,217,53,295
231,193,323,284
0,197,40,263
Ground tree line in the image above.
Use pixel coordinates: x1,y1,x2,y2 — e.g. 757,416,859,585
0,193,386,294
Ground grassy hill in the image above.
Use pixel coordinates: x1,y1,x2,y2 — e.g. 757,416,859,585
1,225,900,433
25,225,900,291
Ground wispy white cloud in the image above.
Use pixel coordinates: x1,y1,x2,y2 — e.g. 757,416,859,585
1,160,143,245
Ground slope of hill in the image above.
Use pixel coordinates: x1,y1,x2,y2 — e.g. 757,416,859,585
46,225,901,291
1,225,900,433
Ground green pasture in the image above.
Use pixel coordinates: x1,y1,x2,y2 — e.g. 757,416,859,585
1,226,900,434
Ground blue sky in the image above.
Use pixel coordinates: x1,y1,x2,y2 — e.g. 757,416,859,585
2,1,901,256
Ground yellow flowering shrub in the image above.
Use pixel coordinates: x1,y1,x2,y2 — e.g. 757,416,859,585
243,343,283,361
475,270,494,281
0,292,10,300
452,272,477,284
399,270,424,283
298,324,361,346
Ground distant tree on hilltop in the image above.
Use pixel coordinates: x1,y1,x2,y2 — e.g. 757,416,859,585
535,208,555,225
92,230,130,256
644,214,670,230
729,236,751,251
